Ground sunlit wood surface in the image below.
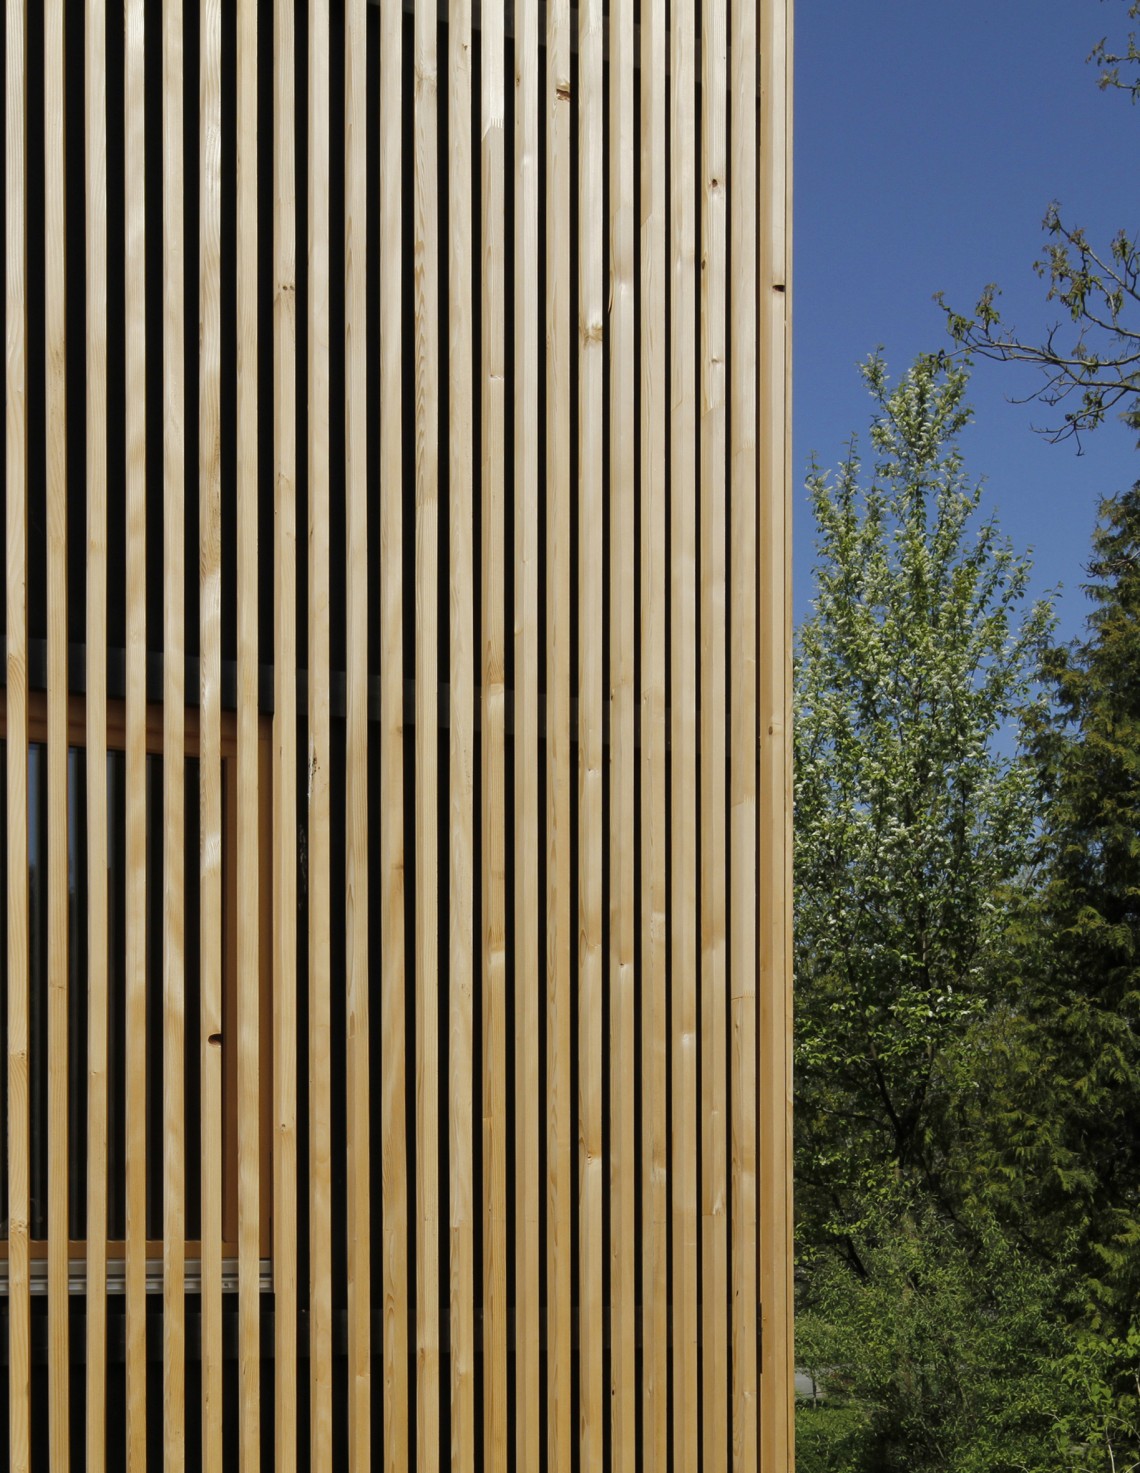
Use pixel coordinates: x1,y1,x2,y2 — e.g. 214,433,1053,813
0,5,792,1467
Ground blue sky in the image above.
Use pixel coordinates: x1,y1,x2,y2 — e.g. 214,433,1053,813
794,0,1140,643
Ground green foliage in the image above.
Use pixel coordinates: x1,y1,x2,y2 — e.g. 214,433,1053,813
1011,487,1140,1321
1090,1,1140,103
795,1403,871,1473
937,491,1140,1333
794,352,1052,1271
1030,487,1140,1012
1049,1321,1140,1473
795,356,1140,1472
798,1204,1072,1473
940,2,1140,445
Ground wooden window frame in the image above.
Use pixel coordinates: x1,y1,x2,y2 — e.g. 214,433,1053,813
0,686,273,1275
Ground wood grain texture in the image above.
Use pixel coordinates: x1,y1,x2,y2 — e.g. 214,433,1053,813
273,1,299,1465
344,4,372,1466
700,0,730,1466
607,2,637,1466
236,2,261,1463
447,3,475,1465
3,4,788,1465
307,0,334,1459
784,5,797,1448
44,2,70,1461
413,2,440,1468
544,1,573,1468
162,3,188,1462
124,2,149,1462
759,3,794,1467
641,0,669,1463
85,0,110,1463
670,0,699,1464
259,736,274,1249
5,2,30,1462
224,775,239,1248
730,0,760,1463
480,2,508,1465
577,0,605,1467
514,0,540,1464
378,3,409,1470
198,0,224,1461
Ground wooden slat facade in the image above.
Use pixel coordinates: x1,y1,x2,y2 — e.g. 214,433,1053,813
0,2,793,1468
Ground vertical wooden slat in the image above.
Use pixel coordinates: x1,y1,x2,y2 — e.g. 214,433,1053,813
198,0,224,1461
273,0,299,1465
607,0,637,1464
759,1,794,1466
670,0,699,1463
124,0,149,1462
577,0,604,1467
378,1,408,1468
44,0,70,1460
236,1,261,1462
85,0,110,1463
544,0,572,1469
640,0,669,1462
730,0,759,1462
224,772,239,1245
307,0,334,1458
412,0,440,1468
481,0,508,1465
784,2,797,1443
259,734,275,1256
700,0,730,1465
447,1,475,1465
344,2,372,1465
162,1,188,1462
5,0,30,1463
514,0,540,1464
